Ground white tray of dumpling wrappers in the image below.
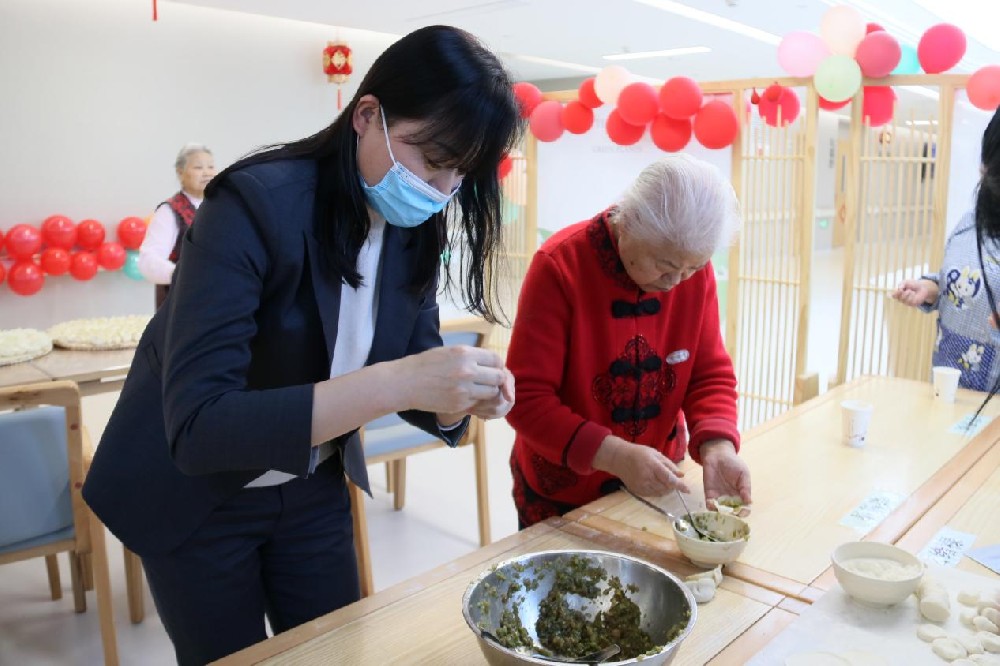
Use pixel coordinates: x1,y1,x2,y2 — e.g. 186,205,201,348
746,566,1000,666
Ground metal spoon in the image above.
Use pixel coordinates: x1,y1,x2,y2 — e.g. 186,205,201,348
674,489,721,542
481,630,621,664
622,487,721,542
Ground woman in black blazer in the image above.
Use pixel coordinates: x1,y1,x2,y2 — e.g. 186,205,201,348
83,25,521,665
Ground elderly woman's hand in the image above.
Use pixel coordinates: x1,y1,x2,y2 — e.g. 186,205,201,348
593,435,691,497
700,439,752,505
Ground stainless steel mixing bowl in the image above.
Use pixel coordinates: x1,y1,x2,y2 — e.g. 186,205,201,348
461,550,697,665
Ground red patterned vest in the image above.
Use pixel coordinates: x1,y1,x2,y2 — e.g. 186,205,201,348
154,191,198,308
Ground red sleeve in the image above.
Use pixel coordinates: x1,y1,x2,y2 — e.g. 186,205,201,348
683,265,740,464
505,251,611,474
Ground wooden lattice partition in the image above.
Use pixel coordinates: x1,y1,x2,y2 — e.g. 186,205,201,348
704,80,818,431
836,76,963,385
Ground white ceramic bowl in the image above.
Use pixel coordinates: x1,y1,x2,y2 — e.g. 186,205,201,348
671,511,750,568
831,541,924,607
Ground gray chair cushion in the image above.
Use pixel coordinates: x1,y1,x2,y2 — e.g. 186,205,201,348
0,406,74,549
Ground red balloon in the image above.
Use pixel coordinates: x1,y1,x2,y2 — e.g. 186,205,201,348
605,110,645,146
819,96,851,111
659,77,703,120
578,77,603,109
855,31,901,78
968,65,1000,111
69,251,98,281
97,242,127,271
117,216,147,250
5,224,42,259
529,100,564,142
866,22,885,34
512,82,543,119
41,215,77,250
40,248,71,275
862,86,897,126
7,261,44,296
694,101,739,150
616,82,659,127
650,114,692,152
498,155,514,180
76,219,106,251
918,23,966,74
758,86,800,127
561,101,594,134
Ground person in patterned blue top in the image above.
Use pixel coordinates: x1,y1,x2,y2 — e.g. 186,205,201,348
893,107,1000,393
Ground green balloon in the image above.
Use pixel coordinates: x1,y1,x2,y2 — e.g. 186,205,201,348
123,250,143,280
814,55,862,103
893,44,920,75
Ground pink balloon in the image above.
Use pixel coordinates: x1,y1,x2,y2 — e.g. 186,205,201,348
968,65,1000,111
528,100,564,142
777,31,831,78
855,31,901,78
862,86,896,126
918,23,966,74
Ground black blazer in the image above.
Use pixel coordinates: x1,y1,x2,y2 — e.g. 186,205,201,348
83,159,466,556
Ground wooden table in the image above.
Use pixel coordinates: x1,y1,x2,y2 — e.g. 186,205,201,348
215,518,807,666
894,433,1000,581
0,348,134,396
567,376,1000,598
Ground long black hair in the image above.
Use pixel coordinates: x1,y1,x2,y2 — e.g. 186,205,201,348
208,25,522,323
972,107,1000,413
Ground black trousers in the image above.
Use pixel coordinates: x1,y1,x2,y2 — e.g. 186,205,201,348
141,455,359,665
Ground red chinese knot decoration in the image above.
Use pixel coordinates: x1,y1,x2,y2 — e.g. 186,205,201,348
323,41,353,110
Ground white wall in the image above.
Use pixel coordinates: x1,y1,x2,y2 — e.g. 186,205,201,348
947,92,993,231
0,0,397,329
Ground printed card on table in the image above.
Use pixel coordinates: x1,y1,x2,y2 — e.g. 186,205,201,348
839,491,904,534
949,414,994,437
918,527,978,567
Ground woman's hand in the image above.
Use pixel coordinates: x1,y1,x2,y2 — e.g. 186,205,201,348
892,279,938,307
700,440,752,505
593,435,691,496
395,345,508,415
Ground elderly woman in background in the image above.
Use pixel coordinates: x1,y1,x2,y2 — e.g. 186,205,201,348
506,154,752,528
138,143,216,308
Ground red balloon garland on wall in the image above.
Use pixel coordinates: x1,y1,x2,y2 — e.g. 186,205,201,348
0,215,148,296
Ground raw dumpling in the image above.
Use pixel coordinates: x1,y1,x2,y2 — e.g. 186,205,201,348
922,594,952,623
933,637,969,661
685,577,716,604
685,566,723,586
964,610,983,627
974,616,1000,634
956,634,985,655
983,608,1000,628
962,590,986,605
918,624,949,642
971,653,1000,664
980,632,1000,653
979,591,1000,613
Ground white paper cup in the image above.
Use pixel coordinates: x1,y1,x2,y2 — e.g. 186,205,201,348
932,366,961,403
841,399,874,448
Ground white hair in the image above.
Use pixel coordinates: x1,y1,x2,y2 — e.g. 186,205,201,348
175,143,212,172
616,154,741,258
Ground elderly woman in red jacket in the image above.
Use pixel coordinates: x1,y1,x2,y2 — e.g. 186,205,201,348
506,154,752,527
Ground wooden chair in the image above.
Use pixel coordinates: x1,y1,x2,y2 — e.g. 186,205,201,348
349,316,494,597
0,381,119,666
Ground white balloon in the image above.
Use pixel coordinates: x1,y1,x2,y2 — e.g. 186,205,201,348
820,5,866,56
594,65,632,105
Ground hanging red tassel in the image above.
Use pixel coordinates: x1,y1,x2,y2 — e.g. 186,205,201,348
153,0,158,21
750,88,760,105
337,88,342,111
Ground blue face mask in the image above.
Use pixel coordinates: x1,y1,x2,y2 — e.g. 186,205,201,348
360,107,457,228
